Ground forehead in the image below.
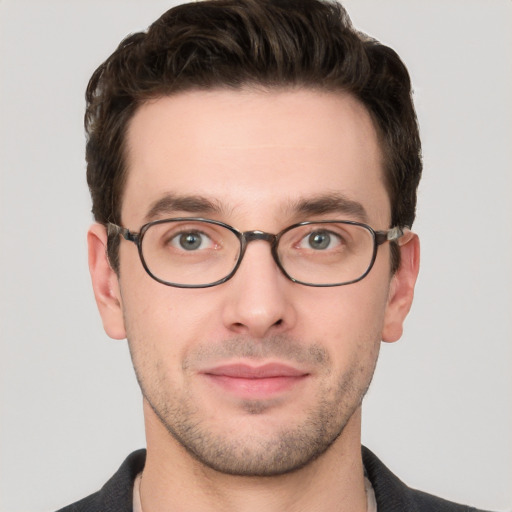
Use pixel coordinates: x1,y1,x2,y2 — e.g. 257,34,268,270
122,88,390,227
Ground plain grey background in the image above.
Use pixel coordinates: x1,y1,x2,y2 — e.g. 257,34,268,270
0,1,511,511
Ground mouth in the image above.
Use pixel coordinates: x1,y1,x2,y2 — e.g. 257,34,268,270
201,363,310,399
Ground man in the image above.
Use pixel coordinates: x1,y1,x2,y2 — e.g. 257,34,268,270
56,1,490,511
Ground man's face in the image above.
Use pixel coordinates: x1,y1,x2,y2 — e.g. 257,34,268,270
91,88,417,476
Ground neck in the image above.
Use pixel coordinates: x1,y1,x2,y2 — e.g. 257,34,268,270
140,402,367,512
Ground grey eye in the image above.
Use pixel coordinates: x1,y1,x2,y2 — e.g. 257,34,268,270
171,231,213,251
306,230,337,250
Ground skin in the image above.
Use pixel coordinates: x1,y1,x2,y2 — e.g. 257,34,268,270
88,88,420,512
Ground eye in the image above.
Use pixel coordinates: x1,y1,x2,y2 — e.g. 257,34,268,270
170,230,214,251
299,230,342,250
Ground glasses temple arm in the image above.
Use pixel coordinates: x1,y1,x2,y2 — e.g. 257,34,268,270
375,226,411,245
107,222,138,242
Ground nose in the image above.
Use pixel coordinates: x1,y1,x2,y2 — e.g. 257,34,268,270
221,240,297,339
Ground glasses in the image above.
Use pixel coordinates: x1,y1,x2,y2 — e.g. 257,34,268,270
108,218,405,288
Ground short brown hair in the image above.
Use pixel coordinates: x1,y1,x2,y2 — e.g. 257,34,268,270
85,0,422,272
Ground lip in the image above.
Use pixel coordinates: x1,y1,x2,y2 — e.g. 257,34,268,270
201,363,309,399
204,363,307,379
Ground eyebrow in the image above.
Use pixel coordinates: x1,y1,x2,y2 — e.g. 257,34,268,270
143,191,368,224
144,193,223,222
290,193,369,223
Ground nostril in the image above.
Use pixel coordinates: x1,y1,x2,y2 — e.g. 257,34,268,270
274,319,283,327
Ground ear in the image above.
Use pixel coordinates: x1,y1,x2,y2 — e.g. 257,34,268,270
87,223,126,340
381,232,420,343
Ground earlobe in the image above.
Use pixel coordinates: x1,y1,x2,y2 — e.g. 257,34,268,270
87,223,127,340
381,232,420,343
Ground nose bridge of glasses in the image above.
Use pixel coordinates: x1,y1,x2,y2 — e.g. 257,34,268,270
237,230,283,279
242,230,278,245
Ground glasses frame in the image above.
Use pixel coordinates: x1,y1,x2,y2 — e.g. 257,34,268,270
108,218,405,288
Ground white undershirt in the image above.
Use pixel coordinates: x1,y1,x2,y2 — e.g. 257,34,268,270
133,472,378,512
133,473,142,512
365,474,378,512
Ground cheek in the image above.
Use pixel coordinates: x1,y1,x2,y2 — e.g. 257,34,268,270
118,272,223,367
120,287,201,399
298,280,390,336
294,274,390,362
